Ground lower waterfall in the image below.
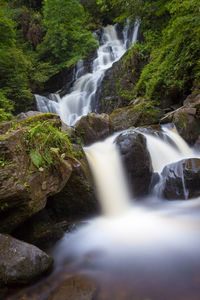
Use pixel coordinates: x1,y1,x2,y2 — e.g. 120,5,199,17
51,126,200,300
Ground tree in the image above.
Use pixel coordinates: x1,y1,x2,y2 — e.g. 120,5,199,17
38,0,98,67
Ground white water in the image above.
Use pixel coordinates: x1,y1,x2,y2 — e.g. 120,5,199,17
35,22,139,126
84,135,131,216
143,126,197,173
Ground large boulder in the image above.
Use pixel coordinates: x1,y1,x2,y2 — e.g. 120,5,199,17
0,234,53,286
110,99,164,131
0,120,72,233
75,113,113,145
115,130,153,197
160,158,200,200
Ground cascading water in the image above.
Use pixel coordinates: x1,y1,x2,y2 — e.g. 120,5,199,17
35,22,139,126
84,134,131,216
142,126,196,173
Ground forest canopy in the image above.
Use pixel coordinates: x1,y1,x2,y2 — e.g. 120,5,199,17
0,0,199,121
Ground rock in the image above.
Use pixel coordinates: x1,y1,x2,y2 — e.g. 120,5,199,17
98,45,148,114
0,234,53,286
161,91,200,145
16,111,43,121
160,158,200,200
183,88,200,106
0,127,72,233
75,113,113,145
46,275,97,300
115,130,153,197
47,157,98,221
13,209,64,250
161,106,200,145
110,100,164,131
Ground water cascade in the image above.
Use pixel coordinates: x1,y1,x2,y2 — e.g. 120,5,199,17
84,134,131,216
142,126,196,173
35,22,139,126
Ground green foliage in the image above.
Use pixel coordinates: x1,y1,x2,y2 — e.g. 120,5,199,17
0,5,34,115
135,0,200,102
0,90,13,122
0,5,16,48
83,0,121,27
38,0,98,66
23,118,72,169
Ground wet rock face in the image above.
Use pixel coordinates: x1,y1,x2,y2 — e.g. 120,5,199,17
0,234,53,286
160,158,200,200
0,129,72,233
115,131,153,197
75,113,113,146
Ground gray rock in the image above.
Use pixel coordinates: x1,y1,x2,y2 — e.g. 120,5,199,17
16,111,43,121
0,234,53,286
160,158,200,200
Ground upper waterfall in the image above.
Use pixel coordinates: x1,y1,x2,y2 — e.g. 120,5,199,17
35,22,139,126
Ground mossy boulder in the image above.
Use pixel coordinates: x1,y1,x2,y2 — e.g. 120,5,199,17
110,99,164,131
0,115,73,233
159,158,200,200
115,130,153,197
75,113,113,145
0,234,53,286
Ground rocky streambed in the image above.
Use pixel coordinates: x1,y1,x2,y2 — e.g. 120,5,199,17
0,89,200,299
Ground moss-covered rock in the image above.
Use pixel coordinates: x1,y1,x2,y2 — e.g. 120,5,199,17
0,234,53,286
0,114,73,233
75,113,113,145
110,99,164,131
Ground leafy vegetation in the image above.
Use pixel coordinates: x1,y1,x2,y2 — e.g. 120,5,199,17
109,0,200,105
0,0,199,119
0,0,98,117
8,113,72,169
25,120,72,169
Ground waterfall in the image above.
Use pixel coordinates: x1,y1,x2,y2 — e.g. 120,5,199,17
84,135,131,216
83,126,199,215
35,93,61,115
143,126,196,173
35,21,139,126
